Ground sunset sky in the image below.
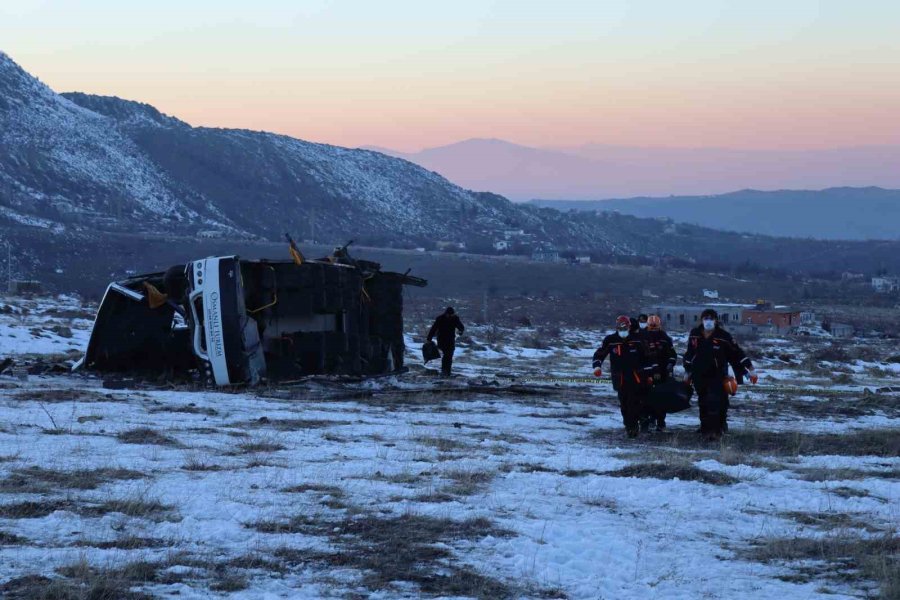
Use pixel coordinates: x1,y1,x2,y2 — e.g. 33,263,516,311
3,0,899,152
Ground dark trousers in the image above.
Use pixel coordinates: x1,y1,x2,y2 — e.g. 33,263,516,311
640,397,666,427
695,378,728,436
439,344,455,375
617,387,642,433
640,373,667,427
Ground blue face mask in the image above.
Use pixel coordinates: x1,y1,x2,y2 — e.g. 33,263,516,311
618,330,629,338
702,319,715,331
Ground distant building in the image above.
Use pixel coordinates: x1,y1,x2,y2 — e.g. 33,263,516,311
493,240,511,251
643,303,747,330
872,276,900,293
503,229,526,240
702,289,719,299
573,255,591,265
436,241,466,251
799,311,817,325
741,300,801,331
531,248,561,263
841,272,865,281
828,322,854,338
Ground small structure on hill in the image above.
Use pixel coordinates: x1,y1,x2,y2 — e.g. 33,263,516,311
531,247,561,263
872,276,900,293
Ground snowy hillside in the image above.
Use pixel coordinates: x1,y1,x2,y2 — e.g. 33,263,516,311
0,53,226,233
2,51,605,249
59,92,567,247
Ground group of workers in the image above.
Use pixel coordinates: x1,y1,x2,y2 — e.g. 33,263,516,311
592,308,756,441
427,305,755,441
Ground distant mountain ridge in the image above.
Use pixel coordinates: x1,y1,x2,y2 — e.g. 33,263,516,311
530,187,900,241
372,138,900,202
4,51,900,281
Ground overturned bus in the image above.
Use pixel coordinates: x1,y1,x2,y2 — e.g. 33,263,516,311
78,246,426,385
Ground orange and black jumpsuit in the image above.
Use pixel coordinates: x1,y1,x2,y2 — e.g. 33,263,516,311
593,332,653,433
639,329,678,427
683,326,753,436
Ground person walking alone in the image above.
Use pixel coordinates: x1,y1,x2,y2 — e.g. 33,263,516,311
427,306,465,377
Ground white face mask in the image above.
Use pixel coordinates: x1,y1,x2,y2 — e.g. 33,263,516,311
702,319,715,331
639,322,647,329
617,330,629,338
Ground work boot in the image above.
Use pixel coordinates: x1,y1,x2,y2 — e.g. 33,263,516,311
655,421,666,433
626,427,639,439
640,418,651,433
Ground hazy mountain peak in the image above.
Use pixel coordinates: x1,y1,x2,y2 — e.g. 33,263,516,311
389,137,900,201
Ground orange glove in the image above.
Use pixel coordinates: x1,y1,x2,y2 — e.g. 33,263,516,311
593,368,602,378
747,370,759,384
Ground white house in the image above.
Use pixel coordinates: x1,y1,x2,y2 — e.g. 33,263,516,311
493,240,511,251
872,276,900,293
702,289,719,299
531,248,561,263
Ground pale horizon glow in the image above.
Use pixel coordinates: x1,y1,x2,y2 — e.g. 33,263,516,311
2,0,899,152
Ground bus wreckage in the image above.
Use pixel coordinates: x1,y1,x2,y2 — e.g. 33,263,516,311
77,240,426,385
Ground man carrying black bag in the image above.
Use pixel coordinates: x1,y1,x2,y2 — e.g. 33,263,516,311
682,308,757,441
427,306,465,377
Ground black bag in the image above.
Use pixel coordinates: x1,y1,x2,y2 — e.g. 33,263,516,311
422,340,441,364
648,379,693,414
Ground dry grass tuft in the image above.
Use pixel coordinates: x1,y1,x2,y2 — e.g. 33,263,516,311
0,530,27,545
73,536,170,550
741,531,899,599
792,466,900,482
591,427,900,457
81,497,177,522
0,466,145,494
415,435,471,452
0,500,74,519
282,483,345,497
781,510,885,533
249,507,530,597
440,469,496,496
235,440,287,454
149,403,218,416
12,389,115,404
604,461,739,486
117,427,183,447
239,417,347,431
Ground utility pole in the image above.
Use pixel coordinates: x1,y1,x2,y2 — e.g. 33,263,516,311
6,241,11,293
482,289,488,324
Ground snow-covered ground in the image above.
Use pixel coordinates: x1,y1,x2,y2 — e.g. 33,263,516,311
0,298,897,599
0,295,93,357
